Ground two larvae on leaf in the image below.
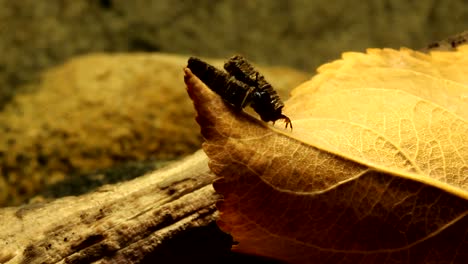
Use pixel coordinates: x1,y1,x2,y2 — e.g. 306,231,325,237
187,55,292,130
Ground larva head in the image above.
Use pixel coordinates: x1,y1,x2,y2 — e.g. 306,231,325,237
251,90,292,129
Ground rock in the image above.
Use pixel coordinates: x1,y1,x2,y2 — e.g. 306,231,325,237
0,52,310,206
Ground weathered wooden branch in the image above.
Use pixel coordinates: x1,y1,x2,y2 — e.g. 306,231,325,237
0,150,235,264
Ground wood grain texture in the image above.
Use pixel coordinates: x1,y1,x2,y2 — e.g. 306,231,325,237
0,150,228,264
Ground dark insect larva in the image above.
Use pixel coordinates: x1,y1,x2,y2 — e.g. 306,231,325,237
187,56,292,129
224,55,291,128
187,57,254,110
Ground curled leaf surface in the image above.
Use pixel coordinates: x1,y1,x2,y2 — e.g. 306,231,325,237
184,47,468,264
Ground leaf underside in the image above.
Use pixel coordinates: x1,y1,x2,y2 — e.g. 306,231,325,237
184,46,468,264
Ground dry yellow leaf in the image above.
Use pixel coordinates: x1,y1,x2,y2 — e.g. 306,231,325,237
184,46,468,264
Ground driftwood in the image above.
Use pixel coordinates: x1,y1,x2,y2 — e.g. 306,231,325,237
0,150,240,264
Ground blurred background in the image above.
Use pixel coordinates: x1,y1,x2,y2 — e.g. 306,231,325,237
0,0,466,206
1,0,467,107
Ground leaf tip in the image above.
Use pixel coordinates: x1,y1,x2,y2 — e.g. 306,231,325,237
183,67,198,100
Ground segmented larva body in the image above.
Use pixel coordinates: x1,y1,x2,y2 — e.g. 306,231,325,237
223,55,290,127
187,57,254,109
187,56,292,129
